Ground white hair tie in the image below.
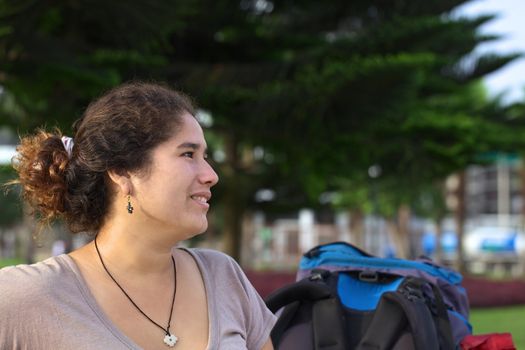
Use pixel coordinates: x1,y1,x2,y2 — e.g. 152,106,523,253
61,136,74,159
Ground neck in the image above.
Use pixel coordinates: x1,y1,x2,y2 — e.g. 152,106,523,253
93,218,179,276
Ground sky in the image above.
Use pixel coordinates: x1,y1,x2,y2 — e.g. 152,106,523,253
456,0,525,104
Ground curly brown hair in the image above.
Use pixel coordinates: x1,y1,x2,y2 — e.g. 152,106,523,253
11,81,195,233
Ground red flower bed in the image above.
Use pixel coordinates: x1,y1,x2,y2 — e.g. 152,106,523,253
463,276,525,308
246,270,295,299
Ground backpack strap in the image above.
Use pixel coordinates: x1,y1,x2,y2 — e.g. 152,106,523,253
268,300,301,347
428,282,455,349
265,277,347,350
405,278,455,349
356,280,442,350
312,297,347,350
265,277,333,313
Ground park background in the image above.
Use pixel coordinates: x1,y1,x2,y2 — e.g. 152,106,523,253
1,0,525,347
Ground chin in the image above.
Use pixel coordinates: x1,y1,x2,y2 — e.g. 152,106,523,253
186,220,209,238
182,228,207,242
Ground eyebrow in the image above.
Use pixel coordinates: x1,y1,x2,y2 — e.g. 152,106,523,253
177,142,208,152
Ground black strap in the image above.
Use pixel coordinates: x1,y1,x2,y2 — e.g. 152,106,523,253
265,278,346,350
409,278,455,349
269,301,301,347
265,278,333,313
356,290,440,350
428,283,455,349
312,297,347,350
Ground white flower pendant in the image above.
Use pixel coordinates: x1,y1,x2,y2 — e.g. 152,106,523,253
163,334,178,347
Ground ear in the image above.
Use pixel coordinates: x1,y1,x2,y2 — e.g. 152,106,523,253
107,169,132,196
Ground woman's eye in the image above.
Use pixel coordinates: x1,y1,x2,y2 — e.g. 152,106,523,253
182,152,194,158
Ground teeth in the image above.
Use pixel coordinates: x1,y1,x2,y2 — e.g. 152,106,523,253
191,196,208,203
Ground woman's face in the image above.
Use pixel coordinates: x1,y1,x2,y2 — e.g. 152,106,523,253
129,112,219,238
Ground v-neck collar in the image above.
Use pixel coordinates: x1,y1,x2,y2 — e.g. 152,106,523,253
59,248,217,350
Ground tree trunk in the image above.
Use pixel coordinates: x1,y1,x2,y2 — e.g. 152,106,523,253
385,220,401,258
520,165,525,224
385,205,411,259
221,132,243,261
223,187,243,261
17,203,37,264
397,205,411,258
454,171,467,274
349,208,365,249
434,218,443,264
520,166,525,278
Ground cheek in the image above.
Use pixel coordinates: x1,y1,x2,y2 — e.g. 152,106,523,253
134,168,193,208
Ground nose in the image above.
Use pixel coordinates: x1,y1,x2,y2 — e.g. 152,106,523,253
199,160,219,187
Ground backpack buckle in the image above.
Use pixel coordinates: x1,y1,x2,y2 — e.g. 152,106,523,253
400,282,425,302
359,271,379,282
310,269,331,281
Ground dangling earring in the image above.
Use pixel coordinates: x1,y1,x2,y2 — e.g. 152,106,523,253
126,194,134,214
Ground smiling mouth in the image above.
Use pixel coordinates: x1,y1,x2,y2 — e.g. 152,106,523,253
191,195,209,204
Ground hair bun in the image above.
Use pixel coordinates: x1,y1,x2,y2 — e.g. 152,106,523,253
12,129,71,225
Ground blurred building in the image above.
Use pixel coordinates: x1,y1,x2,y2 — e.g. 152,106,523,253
240,158,525,277
466,160,522,222
0,127,17,165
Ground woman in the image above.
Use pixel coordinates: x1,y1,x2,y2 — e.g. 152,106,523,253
0,82,276,349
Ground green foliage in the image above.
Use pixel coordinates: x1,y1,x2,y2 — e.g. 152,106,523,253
0,165,22,227
0,0,181,131
411,182,448,221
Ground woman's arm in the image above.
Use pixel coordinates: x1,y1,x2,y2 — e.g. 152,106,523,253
261,337,274,350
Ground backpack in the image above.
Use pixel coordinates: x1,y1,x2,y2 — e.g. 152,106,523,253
265,241,472,350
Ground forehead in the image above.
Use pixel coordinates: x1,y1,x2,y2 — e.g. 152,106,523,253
167,112,206,145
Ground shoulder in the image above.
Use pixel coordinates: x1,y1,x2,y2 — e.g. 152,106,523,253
184,248,247,280
0,255,98,347
185,248,236,267
184,249,276,348
182,248,255,292
0,255,71,307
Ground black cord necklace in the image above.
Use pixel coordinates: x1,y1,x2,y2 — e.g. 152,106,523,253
94,235,179,347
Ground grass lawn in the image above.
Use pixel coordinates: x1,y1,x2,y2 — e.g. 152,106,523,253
470,305,525,349
0,258,24,268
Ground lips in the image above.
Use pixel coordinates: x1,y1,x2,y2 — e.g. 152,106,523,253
191,195,208,204
190,192,211,206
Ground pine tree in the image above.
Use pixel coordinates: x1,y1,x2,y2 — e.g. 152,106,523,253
1,0,523,260
163,0,522,258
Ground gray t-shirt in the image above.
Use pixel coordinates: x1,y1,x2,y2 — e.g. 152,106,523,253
0,248,276,349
